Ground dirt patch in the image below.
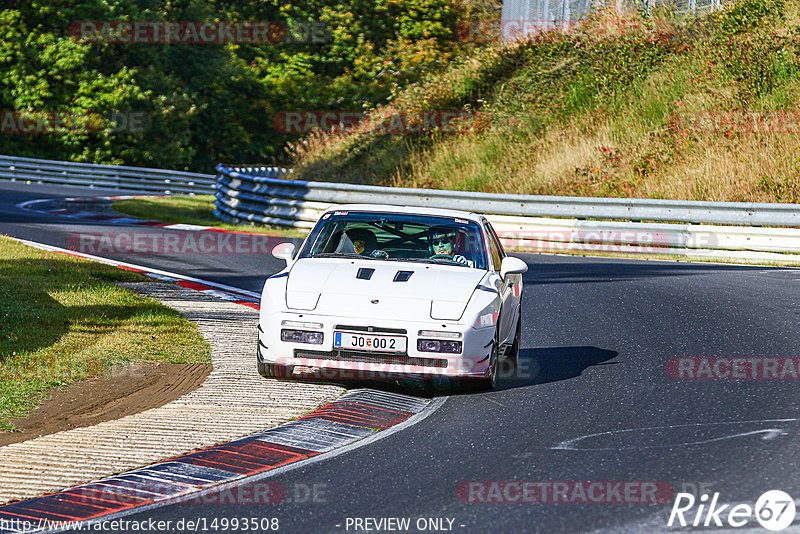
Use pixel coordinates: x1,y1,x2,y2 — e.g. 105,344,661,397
0,362,211,446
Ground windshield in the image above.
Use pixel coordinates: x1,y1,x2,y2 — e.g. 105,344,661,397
298,211,488,270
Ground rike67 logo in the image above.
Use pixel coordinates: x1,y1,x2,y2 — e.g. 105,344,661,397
668,490,796,531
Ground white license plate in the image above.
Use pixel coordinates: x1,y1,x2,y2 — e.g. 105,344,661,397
334,332,407,353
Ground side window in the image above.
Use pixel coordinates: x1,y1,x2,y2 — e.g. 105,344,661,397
487,223,506,259
484,223,503,271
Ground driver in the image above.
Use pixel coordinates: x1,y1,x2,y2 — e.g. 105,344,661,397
427,227,473,266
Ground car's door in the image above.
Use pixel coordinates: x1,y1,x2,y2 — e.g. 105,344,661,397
484,221,518,346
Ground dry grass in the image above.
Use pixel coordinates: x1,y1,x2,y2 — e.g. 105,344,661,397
640,136,800,201
287,0,800,204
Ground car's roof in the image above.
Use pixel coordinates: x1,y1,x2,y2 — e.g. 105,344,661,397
323,203,483,222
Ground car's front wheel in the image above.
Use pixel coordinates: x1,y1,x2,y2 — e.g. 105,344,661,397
476,333,499,391
258,360,294,379
506,313,521,364
451,334,498,394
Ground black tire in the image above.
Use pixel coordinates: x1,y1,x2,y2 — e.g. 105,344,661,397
257,342,293,378
450,331,499,394
506,312,521,364
476,333,499,391
258,360,294,379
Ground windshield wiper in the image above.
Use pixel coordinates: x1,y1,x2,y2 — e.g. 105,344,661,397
405,258,469,266
312,253,368,259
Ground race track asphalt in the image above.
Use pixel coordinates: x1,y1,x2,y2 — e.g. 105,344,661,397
2,181,799,533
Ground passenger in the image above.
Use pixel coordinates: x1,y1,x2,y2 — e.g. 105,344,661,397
345,228,378,255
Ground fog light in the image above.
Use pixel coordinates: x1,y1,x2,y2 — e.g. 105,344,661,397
281,329,324,344
305,331,324,344
418,339,441,352
418,339,462,354
440,341,462,353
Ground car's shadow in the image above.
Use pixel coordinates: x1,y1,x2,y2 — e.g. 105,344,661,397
495,346,619,391
284,346,618,398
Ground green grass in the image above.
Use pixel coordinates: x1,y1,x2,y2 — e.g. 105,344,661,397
0,236,211,430
113,195,306,237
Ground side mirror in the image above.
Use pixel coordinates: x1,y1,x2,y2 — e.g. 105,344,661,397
272,242,296,266
500,256,528,279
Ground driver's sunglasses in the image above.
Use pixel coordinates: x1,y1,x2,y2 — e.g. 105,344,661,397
431,237,451,245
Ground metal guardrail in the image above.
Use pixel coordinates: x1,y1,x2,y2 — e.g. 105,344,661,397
214,164,800,227
491,215,800,255
214,165,800,263
0,155,216,195
2,156,798,263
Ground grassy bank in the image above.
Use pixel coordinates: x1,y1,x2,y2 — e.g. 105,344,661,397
113,195,305,237
288,0,800,203
0,236,211,430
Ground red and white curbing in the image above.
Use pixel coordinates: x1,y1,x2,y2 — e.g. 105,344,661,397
10,237,261,309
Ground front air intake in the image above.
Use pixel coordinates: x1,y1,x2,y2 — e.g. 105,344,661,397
393,270,413,282
356,268,375,280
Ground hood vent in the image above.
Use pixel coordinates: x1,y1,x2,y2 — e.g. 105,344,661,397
393,270,414,282
356,267,375,280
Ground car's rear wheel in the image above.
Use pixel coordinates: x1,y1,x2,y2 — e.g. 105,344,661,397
506,312,521,364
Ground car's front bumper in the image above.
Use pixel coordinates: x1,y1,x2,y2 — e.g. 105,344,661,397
257,312,495,380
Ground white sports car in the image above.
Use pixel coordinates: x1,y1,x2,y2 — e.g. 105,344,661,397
257,204,527,390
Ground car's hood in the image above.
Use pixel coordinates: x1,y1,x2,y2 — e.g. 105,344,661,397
285,258,486,320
